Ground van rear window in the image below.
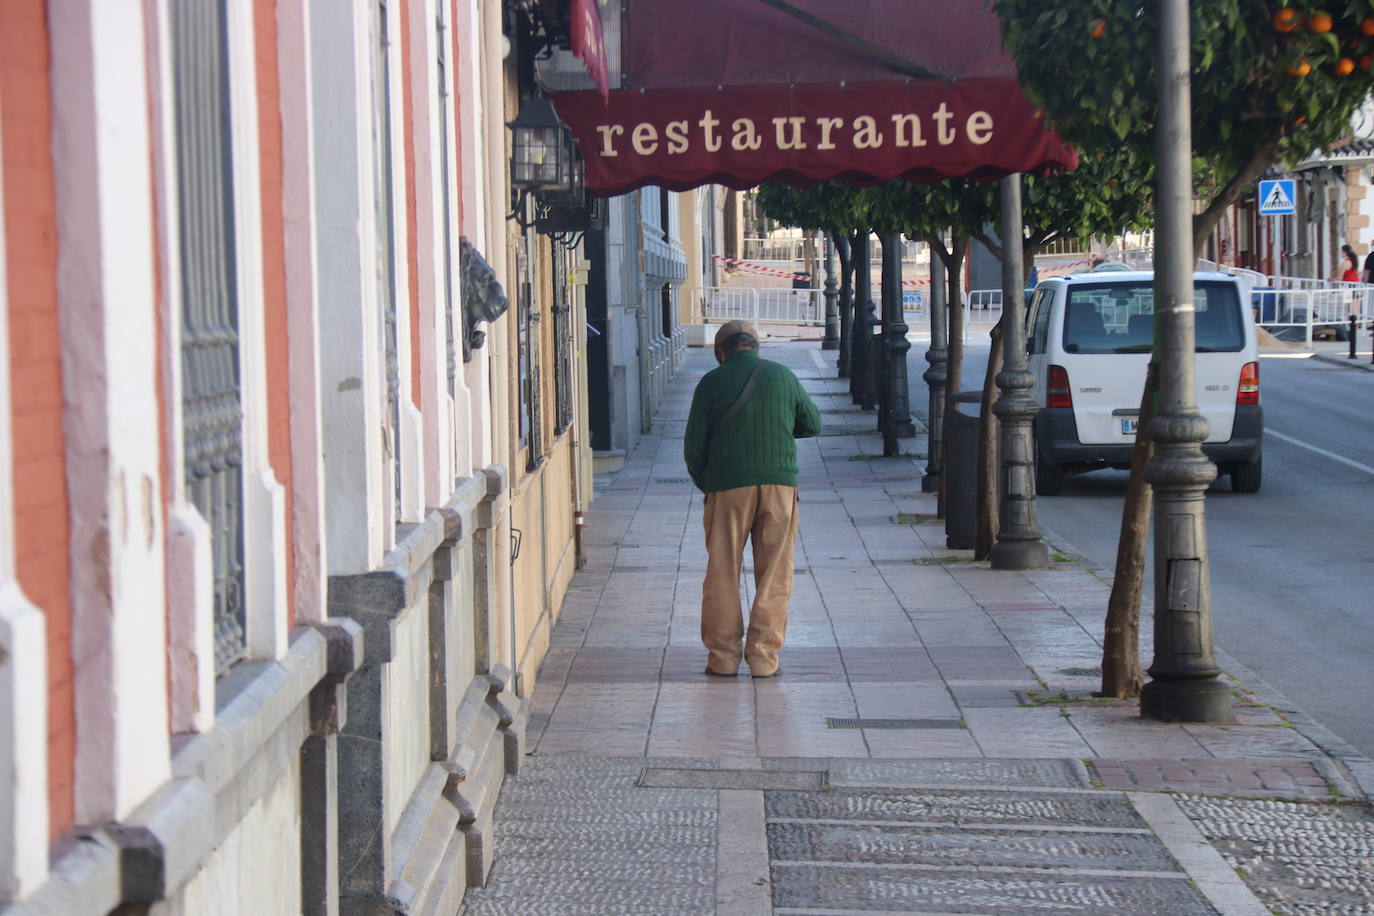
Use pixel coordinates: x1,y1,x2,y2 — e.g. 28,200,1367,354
1062,281,1244,354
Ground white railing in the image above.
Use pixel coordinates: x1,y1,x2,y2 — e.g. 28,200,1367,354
965,288,1003,312
700,286,825,325
742,237,807,261
1251,284,1374,345
1194,260,1374,345
962,292,1003,344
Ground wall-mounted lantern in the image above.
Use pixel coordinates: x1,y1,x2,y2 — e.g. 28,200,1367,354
508,94,569,190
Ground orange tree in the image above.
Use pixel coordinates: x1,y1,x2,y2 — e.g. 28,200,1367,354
995,0,1374,253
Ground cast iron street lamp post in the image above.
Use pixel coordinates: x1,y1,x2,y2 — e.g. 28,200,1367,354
1140,0,1230,722
835,233,853,377
990,176,1048,571
882,234,916,440
922,253,948,493
851,232,876,409
822,234,840,350
862,241,879,411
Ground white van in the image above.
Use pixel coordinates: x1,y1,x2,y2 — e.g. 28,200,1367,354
1026,269,1263,495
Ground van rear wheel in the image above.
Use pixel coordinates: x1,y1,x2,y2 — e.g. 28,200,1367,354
1230,455,1262,494
1035,445,1065,496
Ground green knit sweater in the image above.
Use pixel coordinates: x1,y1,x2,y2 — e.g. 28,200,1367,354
683,350,822,493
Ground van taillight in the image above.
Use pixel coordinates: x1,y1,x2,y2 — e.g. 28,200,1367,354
1237,362,1259,405
1047,365,1073,408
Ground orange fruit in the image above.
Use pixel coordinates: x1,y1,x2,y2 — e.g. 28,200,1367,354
1309,11,1333,32
1335,56,1356,75
1273,7,1301,31
1287,58,1312,76
1363,17,1374,35
1362,53,1373,70
1089,18,1106,39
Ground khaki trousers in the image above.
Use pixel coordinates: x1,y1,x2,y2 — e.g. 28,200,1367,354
701,484,799,676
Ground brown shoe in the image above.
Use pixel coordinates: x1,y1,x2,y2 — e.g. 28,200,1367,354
703,666,738,677
750,667,782,679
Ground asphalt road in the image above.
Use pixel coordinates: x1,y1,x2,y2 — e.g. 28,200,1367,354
905,337,1374,759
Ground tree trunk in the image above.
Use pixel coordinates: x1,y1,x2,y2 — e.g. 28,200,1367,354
1097,362,1159,699
1193,139,1281,258
975,319,1003,559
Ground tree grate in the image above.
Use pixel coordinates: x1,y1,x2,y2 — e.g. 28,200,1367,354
653,477,693,484
826,717,965,730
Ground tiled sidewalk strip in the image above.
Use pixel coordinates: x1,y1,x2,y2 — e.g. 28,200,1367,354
1091,759,1335,799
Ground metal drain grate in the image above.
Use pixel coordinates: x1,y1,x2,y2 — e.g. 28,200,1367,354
654,477,692,484
826,717,965,730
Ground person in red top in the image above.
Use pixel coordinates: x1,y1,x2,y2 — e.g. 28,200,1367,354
1341,244,1360,283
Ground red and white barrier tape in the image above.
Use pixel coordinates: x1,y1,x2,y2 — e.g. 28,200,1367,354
713,255,929,287
712,252,1108,287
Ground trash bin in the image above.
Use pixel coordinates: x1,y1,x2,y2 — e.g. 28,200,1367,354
944,391,982,550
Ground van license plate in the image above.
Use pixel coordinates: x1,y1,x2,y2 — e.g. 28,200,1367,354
1121,418,1138,435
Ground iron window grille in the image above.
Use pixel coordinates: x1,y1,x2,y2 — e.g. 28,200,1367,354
552,249,574,435
172,0,246,676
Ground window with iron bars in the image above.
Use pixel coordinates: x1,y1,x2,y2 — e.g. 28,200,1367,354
552,248,574,435
520,235,543,469
172,0,246,676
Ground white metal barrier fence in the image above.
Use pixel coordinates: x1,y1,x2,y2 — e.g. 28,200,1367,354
698,285,1017,342
741,237,806,261
700,286,825,325
1196,260,1374,345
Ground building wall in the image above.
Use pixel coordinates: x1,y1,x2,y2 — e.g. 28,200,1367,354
0,0,703,911
0,0,74,844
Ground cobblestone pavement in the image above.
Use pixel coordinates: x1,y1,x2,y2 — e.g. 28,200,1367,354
461,343,1374,915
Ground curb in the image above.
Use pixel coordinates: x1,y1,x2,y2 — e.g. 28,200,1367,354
1311,351,1374,372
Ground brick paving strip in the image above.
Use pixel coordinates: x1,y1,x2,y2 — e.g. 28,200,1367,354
462,343,1374,915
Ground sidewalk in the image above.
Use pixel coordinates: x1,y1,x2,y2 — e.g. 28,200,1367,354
461,343,1374,915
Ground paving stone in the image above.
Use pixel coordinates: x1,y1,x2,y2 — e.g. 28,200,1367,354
639,767,825,791
770,757,1089,789
770,864,1216,914
765,788,1145,829
1091,759,1338,800
768,821,1177,871
1177,794,1374,914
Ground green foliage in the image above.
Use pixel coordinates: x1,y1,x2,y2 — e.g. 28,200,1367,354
995,0,1374,174
1022,148,1155,248
857,179,996,241
759,159,1152,263
754,182,872,235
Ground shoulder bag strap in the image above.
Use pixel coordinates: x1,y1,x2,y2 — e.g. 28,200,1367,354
708,359,766,441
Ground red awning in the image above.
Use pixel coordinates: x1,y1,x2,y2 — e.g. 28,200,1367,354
567,0,609,100
549,0,1076,195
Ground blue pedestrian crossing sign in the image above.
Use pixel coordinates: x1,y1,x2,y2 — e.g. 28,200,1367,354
1258,179,1296,215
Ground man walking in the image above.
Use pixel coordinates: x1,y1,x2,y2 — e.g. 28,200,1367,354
684,321,822,678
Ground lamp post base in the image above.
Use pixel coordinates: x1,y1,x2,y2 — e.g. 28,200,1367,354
920,473,939,493
821,340,840,351
1140,677,1232,723
990,539,1048,571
